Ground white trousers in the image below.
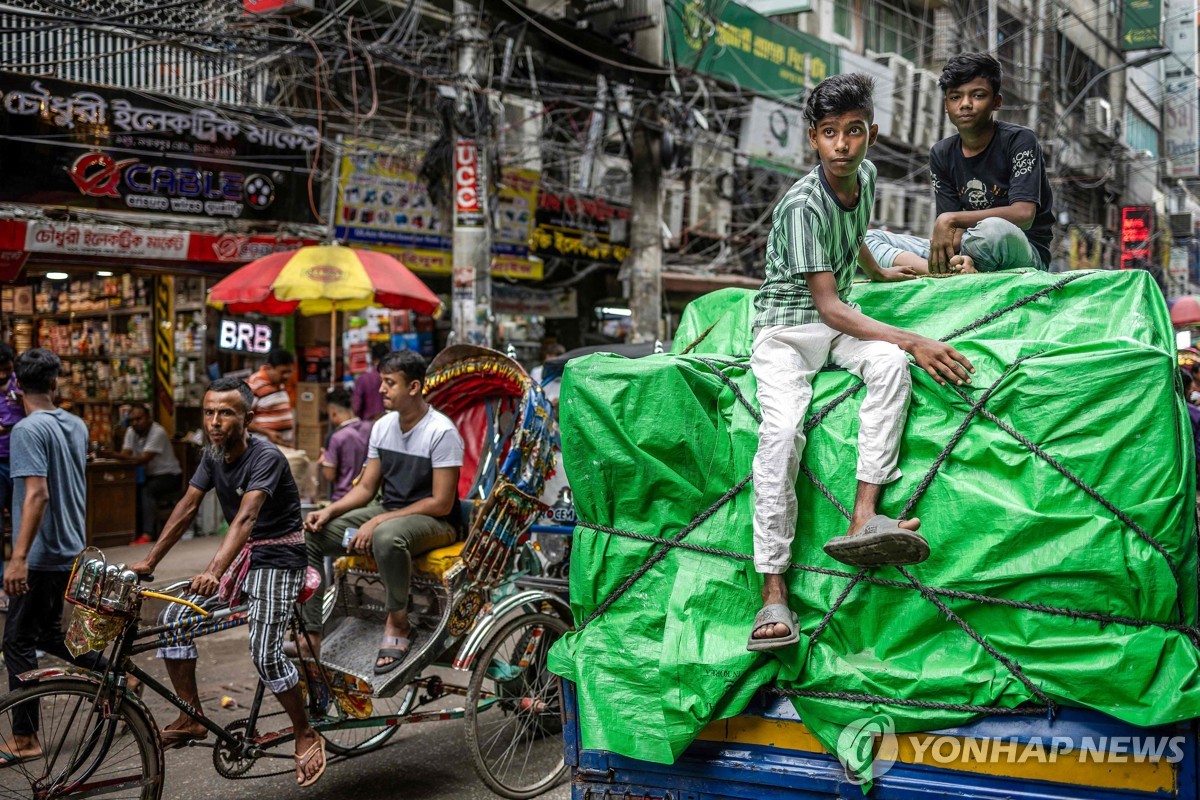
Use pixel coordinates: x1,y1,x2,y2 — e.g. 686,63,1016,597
750,323,912,573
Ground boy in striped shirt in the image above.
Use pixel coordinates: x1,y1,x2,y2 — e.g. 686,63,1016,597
748,74,975,652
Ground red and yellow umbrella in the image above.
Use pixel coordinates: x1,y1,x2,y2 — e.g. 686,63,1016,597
208,245,442,316
208,245,443,385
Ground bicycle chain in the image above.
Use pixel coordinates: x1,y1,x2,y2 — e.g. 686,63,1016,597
212,714,296,780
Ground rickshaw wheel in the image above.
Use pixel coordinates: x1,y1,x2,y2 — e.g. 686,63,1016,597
464,612,569,799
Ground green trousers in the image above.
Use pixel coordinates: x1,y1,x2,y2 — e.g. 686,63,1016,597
301,502,456,631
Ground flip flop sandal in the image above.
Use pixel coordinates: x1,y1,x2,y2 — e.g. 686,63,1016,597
374,633,416,675
295,736,327,788
160,727,208,750
746,603,800,652
823,515,930,568
0,748,40,767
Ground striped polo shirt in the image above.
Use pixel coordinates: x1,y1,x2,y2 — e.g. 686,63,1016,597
246,367,294,444
752,159,876,334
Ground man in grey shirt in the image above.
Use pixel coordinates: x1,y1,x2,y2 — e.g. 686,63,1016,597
104,404,183,543
2,348,92,761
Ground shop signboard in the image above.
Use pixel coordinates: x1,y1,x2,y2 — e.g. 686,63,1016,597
1163,0,1199,178
531,191,631,264
334,143,541,279
453,141,484,228
0,71,320,224
666,0,838,101
217,317,278,354
492,284,578,319
25,220,190,259
1121,206,1154,268
1121,0,1162,49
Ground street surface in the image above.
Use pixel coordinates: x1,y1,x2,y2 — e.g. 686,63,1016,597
2,536,571,800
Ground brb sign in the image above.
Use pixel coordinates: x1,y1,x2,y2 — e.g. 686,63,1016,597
454,140,484,227
218,318,274,354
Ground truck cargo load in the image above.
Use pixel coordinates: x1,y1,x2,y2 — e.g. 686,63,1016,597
547,269,1199,780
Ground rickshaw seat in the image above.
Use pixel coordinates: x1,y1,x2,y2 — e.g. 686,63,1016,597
413,542,465,579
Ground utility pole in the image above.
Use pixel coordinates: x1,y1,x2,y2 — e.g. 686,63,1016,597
627,107,662,343
451,0,492,347
987,0,998,53
1028,0,1047,136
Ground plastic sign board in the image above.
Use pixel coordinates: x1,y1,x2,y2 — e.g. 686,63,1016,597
454,141,484,228
1121,0,1162,49
218,318,275,354
1163,0,1199,177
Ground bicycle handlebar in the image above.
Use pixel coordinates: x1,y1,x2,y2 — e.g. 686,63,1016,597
138,580,211,617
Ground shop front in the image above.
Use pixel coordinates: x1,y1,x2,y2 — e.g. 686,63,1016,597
0,71,325,543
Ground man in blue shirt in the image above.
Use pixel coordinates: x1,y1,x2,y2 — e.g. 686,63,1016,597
2,348,91,761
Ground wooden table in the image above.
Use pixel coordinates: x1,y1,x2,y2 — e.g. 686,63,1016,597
86,459,137,548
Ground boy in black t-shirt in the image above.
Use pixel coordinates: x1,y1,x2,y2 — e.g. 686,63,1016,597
865,52,1054,275
129,378,326,788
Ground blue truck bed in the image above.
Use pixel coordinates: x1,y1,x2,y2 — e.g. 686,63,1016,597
563,681,1199,799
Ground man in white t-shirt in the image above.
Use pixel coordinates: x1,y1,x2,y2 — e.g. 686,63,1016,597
302,350,463,674
103,404,183,544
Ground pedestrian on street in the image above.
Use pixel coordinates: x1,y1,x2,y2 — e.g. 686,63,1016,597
0,343,25,611
1,348,95,763
352,342,390,422
320,387,372,502
101,403,184,544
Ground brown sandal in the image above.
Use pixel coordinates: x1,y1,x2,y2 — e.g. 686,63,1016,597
295,735,327,787
160,726,208,750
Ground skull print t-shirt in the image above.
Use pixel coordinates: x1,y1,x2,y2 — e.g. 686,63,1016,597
929,120,1053,267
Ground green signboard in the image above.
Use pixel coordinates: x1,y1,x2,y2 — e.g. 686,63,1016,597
666,0,839,101
1121,0,1162,49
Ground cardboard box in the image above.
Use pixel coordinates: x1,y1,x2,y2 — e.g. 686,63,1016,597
295,424,324,460
296,386,328,426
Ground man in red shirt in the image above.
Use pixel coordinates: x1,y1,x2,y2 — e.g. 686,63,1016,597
246,349,296,446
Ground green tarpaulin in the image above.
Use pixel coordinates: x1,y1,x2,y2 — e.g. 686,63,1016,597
547,270,1199,778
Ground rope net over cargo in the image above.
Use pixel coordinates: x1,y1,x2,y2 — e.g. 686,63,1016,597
570,271,1198,722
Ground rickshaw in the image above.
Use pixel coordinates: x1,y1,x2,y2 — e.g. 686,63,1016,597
0,345,572,800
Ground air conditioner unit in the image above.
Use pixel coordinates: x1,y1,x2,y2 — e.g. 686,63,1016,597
591,153,632,204
502,97,543,172
687,134,734,238
875,182,906,229
874,53,915,144
1083,97,1113,141
1170,212,1196,240
909,193,934,237
911,69,942,151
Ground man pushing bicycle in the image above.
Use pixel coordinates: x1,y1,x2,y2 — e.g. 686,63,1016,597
128,377,326,788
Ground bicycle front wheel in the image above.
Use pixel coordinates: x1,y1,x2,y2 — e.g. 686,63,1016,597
0,677,161,800
464,612,569,799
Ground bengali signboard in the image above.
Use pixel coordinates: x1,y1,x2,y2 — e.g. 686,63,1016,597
1121,0,1162,50
334,144,542,279
531,191,631,264
0,72,320,224
666,0,838,101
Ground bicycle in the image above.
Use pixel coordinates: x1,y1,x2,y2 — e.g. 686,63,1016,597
0,542,570,800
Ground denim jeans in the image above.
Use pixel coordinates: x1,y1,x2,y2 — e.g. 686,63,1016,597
865,217,1045,272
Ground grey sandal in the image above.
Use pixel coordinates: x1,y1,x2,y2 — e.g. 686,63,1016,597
746,603,800,652
823,515,930,567
374,633,415,675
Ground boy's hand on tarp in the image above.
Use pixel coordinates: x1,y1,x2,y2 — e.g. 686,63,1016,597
906,337,974,386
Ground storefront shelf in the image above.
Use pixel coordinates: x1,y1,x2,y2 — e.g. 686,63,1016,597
58,351,152,359
36,306,152,319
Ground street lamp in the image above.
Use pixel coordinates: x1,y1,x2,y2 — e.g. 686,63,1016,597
1051,48,1172,164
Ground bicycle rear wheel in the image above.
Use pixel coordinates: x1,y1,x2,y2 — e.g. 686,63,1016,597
0,677,161,800
464,613,569,799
